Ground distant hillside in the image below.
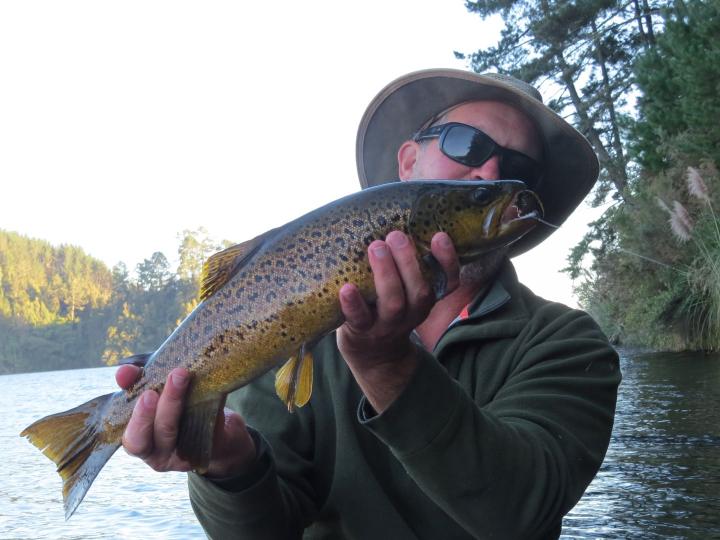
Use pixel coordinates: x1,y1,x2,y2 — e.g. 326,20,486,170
0,229,212,374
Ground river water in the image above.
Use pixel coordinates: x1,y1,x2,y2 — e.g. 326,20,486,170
1,350,718,539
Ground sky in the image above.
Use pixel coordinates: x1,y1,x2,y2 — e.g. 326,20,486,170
0,1,605,307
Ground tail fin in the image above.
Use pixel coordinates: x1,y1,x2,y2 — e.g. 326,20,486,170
20,392,120,519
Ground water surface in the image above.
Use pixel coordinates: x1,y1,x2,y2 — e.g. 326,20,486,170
1,352,718,538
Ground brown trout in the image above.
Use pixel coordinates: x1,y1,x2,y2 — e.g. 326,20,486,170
21,179,543,519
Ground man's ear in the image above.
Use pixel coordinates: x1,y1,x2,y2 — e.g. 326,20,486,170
397,141,420,181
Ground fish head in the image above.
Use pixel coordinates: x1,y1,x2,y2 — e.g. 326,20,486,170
408,180,544,263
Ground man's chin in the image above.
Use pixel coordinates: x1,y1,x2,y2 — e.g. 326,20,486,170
459,248,507,287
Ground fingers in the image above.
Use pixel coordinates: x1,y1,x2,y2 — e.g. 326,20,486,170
115,364,142,389
341,230,460,331
339,283,374,331
122,368,191,469
122,389,159,459
368,236,411,324
153,369,190,455
430,232,460,295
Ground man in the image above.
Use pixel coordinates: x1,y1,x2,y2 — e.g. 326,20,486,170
117,69,620,539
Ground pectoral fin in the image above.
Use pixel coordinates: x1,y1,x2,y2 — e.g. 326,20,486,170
275,345,314,412
176,395,224,473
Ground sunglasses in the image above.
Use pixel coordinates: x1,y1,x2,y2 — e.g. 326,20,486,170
413,122,543,189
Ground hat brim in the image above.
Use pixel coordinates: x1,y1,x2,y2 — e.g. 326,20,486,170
355,68,599,257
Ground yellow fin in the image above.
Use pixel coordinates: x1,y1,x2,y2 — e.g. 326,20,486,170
200,228,279,301
20,392,119,519
274,346,314,412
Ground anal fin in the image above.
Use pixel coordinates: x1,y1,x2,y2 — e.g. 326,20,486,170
274,344,314,412
176,395,223,473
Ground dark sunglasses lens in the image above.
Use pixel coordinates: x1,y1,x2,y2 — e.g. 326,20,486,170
500,151,541,189
441,125,494,166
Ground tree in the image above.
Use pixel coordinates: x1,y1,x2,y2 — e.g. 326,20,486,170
459,0,662,202
177,227,219,282
136,252,172,292
102,302,143,365
566,0,720,350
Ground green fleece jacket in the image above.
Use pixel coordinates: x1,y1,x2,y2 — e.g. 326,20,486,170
188,261,621,539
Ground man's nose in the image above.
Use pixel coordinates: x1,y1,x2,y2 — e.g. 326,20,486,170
468,154,501,180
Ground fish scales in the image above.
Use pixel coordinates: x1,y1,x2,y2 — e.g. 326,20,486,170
160,184,416,399
98,184,417,442
20,179,543,519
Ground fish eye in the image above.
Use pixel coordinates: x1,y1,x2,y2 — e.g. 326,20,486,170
471,187,492,204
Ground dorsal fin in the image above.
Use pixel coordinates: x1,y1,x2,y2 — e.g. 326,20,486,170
200,227,280,301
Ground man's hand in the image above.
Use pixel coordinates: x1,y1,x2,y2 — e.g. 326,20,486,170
116,365,256,479
337,231,460,413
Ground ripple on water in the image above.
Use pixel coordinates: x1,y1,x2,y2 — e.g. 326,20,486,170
3,355,720,539
562,351,720,539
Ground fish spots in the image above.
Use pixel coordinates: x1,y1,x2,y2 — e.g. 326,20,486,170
291,283,309,294
377,216,387,227
228,304,245,316
254,274,263,283
266,291,278,302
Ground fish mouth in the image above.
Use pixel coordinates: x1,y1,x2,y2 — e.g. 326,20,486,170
501,190,544,225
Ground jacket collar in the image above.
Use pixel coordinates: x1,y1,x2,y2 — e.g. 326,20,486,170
435,258,532,355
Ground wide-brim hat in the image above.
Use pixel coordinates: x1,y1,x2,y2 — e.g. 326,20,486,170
355,68,599,257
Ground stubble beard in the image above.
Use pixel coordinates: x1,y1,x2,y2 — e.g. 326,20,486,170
458,248,507,289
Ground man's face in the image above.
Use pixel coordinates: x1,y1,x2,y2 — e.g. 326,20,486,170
398,100,542,182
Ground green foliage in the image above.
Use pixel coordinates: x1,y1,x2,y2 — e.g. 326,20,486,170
629,1,720,172
0,231,113,325
460,0,656,199
0,230,214,373
177,227,221,282
544,0,720,351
